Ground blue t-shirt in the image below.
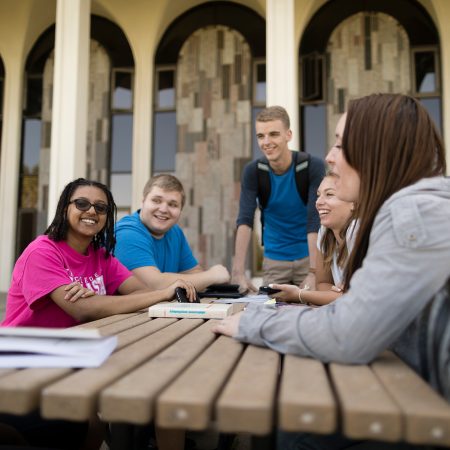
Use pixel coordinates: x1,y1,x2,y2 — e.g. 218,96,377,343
263,168,308,260
236,154,324,261
114,211,198,273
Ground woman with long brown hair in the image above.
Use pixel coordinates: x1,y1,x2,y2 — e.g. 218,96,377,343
214,93,450,448
214,93,449,366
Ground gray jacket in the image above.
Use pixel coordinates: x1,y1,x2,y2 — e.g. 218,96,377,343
237,177,450,364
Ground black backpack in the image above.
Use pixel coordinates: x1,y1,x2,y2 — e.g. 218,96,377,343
256,150,310,245
256,150,310,209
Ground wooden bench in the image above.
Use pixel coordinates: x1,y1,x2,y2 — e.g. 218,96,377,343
0,314,449,450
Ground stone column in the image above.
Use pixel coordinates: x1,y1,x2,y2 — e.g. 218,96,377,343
131,57,152,210
0,59,23,290
47,0,90,222
266,0,299,148
438,11,450,169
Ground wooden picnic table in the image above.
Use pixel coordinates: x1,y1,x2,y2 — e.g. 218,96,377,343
0,311,449,449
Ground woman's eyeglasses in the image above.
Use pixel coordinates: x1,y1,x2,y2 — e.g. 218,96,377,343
69,198,109,215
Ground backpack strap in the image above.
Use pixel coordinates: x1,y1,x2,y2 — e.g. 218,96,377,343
256,151,310,209
256,159,271,210
256,151,310,246
293,150,310,206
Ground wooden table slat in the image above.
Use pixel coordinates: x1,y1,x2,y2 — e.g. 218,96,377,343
96,312,150,337
371,351,450,446
279,355,336,434
216,344,280,435
113,317,178,351
74,313,141,329
101,320,223,424
0,318,179,416
0,369,17,379
330,362,402,441
157,332,244,430
41,318,203,421
0,368,71,414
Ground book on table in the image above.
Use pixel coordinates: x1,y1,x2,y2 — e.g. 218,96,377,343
148,301,244,319
0,327,117,368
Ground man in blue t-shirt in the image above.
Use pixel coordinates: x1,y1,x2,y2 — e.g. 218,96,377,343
232,106,325,293
115,174,230,290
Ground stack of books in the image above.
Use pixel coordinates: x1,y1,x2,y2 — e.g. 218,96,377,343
0,327,117,368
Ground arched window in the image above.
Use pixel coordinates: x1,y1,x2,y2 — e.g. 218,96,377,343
17,16,134,256
299,0,441,158
153,2,265,269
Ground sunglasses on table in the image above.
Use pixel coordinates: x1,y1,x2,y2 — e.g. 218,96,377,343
69,198,109,215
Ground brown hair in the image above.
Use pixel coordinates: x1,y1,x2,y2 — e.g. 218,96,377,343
143,174,186,208
342,93,446,290
256,106,290,129
319,174,354,278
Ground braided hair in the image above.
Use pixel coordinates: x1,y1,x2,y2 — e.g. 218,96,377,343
45,178,117,257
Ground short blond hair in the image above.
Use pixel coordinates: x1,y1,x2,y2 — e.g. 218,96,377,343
143,174,186,208
256,106,290,129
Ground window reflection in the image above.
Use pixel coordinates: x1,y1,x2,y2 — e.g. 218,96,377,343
111,114,132,172
156,69,175,109
301,104,327,159
153,111,176,172
254,62,266,105
112,70,133,110
251,107,263,160
414,50,437,94
420,97,441,133
21,119,41,208
25,76,43,116
111,173,132,209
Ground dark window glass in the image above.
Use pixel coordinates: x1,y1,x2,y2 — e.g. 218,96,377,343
112,71,133,110
157,70,175,109
255,63,266,104
110,114,133,172
21,119,41,182
25,76,43,116
414,51,436,94
364,14,372,71
301,53,324,102
420,97,441,134
252,107,264,160
301,104,327,158
17,118,42,257
153,111,176,172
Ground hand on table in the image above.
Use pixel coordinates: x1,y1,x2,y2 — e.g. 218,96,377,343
211,311,243,337
166,279,198,302
231,272,257,294
64,282,95,302
269,283,302,302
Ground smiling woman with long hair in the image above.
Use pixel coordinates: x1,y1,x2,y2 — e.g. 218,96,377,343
213,93,450,449
264,173,355,306
214,93,449,361
2,178,197,328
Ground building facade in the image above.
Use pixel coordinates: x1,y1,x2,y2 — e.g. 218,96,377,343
0,0,449,290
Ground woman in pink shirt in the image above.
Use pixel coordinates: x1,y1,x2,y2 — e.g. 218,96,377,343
3,178,197,328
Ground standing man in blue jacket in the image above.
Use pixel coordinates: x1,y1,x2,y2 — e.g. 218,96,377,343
232,106,325,293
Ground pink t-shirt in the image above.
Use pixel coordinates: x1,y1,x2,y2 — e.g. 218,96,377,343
2,235,132,328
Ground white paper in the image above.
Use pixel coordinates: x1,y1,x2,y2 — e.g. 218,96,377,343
212,294,270,304
0,327,117,368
